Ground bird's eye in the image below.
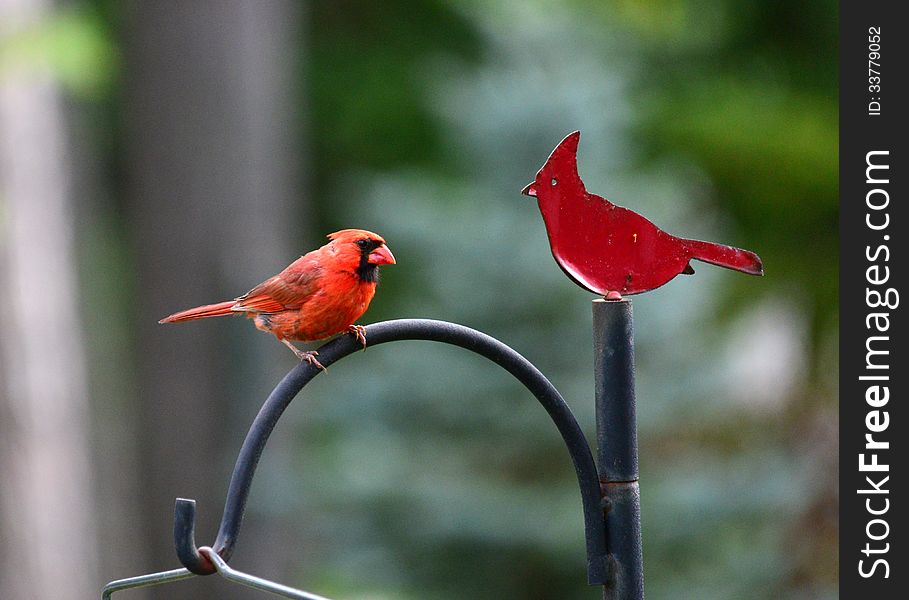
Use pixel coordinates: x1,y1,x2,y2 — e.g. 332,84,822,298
356,239,370,250
551,178,558,186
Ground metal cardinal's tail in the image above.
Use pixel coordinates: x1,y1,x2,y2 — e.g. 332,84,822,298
683,239,764,276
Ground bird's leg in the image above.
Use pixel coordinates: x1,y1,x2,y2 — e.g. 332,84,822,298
604,291,623,301
347,324,367,350
281,339,326,371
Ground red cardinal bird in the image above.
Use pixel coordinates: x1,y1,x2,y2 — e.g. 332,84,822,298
522,131,762,298
159,229,396,369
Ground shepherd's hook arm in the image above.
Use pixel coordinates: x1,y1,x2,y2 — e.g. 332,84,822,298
173,319,609,584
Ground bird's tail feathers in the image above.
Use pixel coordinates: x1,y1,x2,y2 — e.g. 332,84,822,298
158,300,237,324
685,239,763,276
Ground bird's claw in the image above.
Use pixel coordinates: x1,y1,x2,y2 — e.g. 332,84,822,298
604,291,623,301
282,339,326,370
348,325,367,350
297,350,326,371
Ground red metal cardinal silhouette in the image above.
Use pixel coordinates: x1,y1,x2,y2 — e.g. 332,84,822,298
522,131,763,299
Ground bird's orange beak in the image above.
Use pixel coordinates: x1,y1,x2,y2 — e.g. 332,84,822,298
521,182,537,197
368,244,396,265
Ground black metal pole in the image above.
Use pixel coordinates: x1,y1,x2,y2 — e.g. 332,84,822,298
593,299,644,599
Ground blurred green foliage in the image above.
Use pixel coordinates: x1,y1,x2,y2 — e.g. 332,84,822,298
299,1,837,598
0,6,116,98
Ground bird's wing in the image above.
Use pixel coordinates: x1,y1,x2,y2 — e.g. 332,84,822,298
234,256,324,313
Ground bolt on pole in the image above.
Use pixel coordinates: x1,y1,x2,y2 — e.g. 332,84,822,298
593,299,644,600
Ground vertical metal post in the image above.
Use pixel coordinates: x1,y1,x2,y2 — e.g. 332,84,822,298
592,299,644,599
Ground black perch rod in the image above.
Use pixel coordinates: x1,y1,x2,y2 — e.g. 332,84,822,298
173,319,609,584
593,299,644,599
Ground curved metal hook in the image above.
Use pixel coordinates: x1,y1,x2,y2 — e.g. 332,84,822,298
174,498,215,574
174,319,608,583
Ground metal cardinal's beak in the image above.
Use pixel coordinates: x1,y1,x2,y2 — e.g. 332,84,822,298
521,182,537,197
368,244,396,265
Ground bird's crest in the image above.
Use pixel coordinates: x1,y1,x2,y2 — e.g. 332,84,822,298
541,131,580,176
327,229,386,245
532,131,584,195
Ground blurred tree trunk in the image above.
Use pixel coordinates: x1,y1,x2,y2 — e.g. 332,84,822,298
0,1,99,598
123,1,303,598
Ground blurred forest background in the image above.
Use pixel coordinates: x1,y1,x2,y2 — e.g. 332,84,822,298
0,0,837,599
